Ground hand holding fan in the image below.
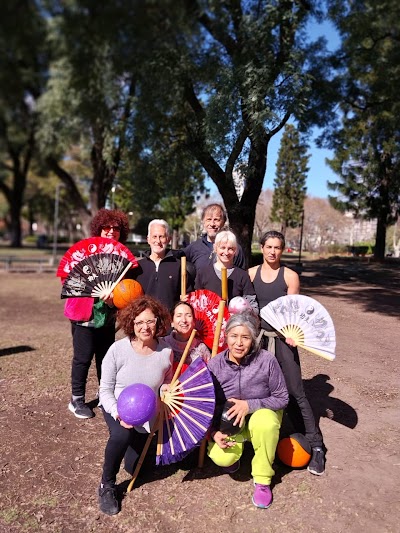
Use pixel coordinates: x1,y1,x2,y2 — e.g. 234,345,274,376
260,295,336,361
57,237,138,299
187,289,229,350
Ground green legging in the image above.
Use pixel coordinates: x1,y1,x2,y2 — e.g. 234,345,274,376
208,408,283,485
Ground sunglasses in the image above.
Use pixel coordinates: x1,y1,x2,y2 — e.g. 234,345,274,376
102,225,121,232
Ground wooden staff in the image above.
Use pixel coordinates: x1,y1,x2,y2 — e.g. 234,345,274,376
181,256,187,298
198,300,226,467
127,413,160,492
156,329,196,458
211,300,226,357
221,266,228,302
127,330,196,491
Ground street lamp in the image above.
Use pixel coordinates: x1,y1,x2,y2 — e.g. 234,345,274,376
297,209,305,266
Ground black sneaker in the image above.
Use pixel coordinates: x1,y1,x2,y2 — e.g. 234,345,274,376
98,484,119,516
68,398,94,419
307,447,325,475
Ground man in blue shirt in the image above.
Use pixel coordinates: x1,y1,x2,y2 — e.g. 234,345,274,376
184,203,246,271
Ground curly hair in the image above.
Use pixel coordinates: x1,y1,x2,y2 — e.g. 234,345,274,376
90,208,130,243
117,295,171,338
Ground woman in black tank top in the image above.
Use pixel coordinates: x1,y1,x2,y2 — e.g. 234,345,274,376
249,231,326,476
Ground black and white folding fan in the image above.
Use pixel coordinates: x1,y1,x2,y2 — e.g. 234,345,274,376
260,295,336,361
57,237,138,299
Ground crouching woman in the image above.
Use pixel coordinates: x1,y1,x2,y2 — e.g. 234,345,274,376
207,312,288,509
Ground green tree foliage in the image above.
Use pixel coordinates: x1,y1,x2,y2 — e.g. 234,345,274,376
325,0,400,260
125,0,332,264
0,1,48,246
270,124,308,234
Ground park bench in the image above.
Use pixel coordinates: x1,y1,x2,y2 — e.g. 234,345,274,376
0,256,55,273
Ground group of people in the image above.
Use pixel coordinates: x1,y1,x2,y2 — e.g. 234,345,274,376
62,203,326,516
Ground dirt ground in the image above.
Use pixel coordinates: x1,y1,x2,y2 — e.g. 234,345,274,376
0,258,399,533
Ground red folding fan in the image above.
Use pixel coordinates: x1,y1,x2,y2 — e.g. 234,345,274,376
187,289,230,351
57,238,138,299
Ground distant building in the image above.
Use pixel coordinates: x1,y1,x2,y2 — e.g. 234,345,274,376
343,212,377,245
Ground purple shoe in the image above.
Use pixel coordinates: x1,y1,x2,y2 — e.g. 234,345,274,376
221,460,240,474
252,483,273,509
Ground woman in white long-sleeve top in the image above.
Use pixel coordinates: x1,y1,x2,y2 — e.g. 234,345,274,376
98,296,173,516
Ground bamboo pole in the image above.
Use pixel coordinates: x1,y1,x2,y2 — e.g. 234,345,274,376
221,266,228,301
198,299,226,467
127,413,160,492
127,330,196,491
181,256,187,298
211,300,226,357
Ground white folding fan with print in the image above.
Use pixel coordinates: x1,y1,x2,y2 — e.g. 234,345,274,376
260,295,336,361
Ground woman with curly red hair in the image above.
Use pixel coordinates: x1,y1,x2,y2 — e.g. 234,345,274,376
67,208,130,420
98,295,173,516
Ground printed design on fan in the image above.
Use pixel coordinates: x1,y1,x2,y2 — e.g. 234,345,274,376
62,254,132,298
270,297,333,347
61,240,131,275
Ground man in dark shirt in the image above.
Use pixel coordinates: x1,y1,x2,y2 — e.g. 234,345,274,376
131,219,194,311
184,203,246,271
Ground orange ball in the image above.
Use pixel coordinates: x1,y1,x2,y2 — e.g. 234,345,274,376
113,279,144,309
277,433,312,468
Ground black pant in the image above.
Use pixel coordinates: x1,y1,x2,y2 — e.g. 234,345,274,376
272,337,323,448
101,408,149,486
70,323,115,398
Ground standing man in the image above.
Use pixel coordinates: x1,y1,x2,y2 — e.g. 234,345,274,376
131,219,194,311
184,203,246,271
248,230,326,475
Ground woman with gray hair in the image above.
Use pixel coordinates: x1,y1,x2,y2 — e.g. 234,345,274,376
207,311,288,509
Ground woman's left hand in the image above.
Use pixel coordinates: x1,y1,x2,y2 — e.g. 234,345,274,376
226,398,249,428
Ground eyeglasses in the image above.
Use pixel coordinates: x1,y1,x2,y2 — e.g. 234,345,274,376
102,225,121,232
134,318,157,329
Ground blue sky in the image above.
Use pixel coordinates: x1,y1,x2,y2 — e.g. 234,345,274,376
206,18,341,200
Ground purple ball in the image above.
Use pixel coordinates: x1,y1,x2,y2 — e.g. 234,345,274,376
117,383,157,426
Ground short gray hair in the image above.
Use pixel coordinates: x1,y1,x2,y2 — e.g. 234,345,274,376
148,219,170,237
225,311,261,352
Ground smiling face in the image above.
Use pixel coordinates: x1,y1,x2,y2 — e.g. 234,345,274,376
147,223,170,257
261,237,284,266
214,239,236,268
100,222,121,241
226,325,253,364
133,308,158,342
172,303,195,341
202,207,225,242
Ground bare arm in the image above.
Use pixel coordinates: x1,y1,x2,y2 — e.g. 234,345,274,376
284,267,300,294
248,265,257,282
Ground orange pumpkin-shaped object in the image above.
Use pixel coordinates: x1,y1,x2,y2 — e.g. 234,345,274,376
277,433,312,468
113,279,144,309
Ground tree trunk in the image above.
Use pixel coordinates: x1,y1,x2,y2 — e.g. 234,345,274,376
374,216,387,261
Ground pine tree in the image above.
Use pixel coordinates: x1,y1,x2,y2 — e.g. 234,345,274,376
270,124,309,235
325,0,400,260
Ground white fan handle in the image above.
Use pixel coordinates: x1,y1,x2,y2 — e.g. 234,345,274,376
102,261,133,299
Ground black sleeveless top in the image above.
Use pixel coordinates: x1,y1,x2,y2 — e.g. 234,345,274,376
253,265,288,330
